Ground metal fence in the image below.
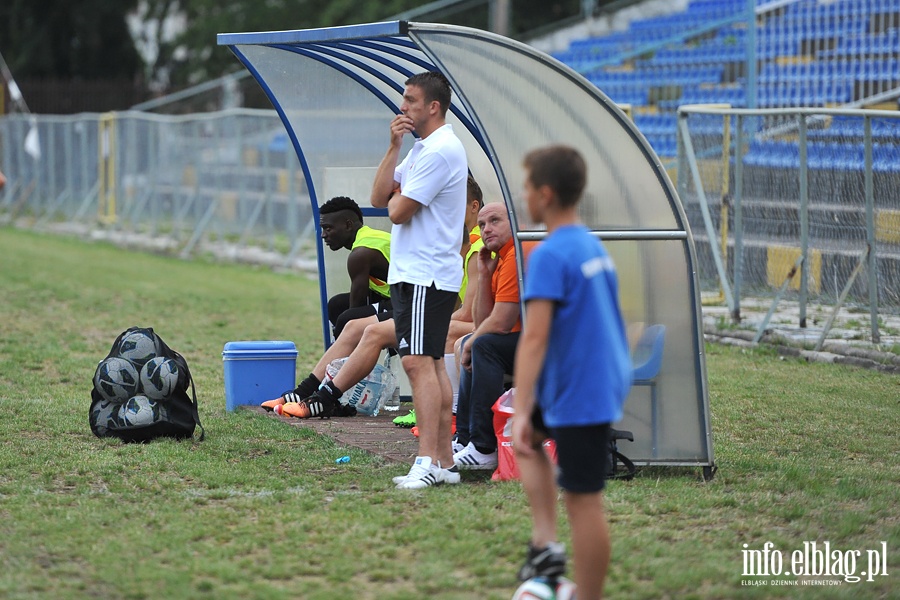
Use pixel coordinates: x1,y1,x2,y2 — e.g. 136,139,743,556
0,109,315,264
677,105,900,346
3,105,900,346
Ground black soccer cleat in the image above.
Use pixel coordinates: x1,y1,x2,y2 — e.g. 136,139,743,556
517,541,567,581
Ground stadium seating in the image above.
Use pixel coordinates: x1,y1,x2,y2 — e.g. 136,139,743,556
556,1,900,303
551,0,900,159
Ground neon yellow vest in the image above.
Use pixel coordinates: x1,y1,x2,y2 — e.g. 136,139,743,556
459,226,483,303
351,225,391,297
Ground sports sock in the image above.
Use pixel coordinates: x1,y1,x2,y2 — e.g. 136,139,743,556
444,353,460,413
295,373,321,398
474,444,496,455
315,380,343,403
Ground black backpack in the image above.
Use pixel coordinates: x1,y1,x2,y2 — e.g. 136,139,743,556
89,326,204,443
607,428,636,481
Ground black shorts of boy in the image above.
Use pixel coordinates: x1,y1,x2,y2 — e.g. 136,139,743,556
531,407,611,493
390,282,457,359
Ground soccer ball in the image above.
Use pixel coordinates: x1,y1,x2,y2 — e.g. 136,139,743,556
120,395,165,427
89,399,120,436
140,356,181,399
117,330,159,366
93,357,140,402
512,577,576,600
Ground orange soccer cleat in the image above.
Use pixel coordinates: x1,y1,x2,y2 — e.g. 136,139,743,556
263,390,315,412
276,397,336,419
409,416,456,439
260,397,286,411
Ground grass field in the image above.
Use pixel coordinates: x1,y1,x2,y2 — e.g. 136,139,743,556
0,227,896,600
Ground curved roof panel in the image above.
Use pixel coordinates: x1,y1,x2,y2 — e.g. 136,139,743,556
219,21,713,469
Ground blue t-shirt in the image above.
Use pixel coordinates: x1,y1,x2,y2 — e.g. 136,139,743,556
523,225,632,427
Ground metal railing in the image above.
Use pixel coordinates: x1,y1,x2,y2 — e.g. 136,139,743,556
677,105,900,345
0,109,316,265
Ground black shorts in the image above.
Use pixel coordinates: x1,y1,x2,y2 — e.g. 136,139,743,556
532,408,611,494
330,294,392,339
390,282,457,358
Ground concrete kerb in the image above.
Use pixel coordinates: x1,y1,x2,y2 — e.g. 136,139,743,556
702,296,900,374
705,327,900,374
34,220,320,273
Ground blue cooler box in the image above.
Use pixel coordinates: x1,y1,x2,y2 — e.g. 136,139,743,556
223,341,298,411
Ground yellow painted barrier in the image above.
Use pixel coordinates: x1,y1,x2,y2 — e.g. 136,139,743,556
875,209,900,244
182,166,196,186
97,113,117,224
242,147,259,167
767,245,822,293
219,191,238,220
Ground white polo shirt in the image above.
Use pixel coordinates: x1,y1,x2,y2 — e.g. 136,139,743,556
390,123,467,291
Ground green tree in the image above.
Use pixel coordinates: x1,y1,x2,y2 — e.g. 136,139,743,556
0,0,142,79
0,0,586,100
166,0,582,86
169,0,424,85
130,0,182,91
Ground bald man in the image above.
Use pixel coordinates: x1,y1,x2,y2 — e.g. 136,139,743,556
452,203,522,471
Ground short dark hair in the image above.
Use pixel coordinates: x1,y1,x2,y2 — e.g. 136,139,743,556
406,71,452,116
319,196,363,222
522,145,587,208
466,174,484,210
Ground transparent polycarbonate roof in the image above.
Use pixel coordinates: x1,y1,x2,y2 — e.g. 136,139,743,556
219,21,713,467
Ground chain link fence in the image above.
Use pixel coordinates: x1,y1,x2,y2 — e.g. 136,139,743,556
0,109,316,265
677,105,900,345
3,105,900,346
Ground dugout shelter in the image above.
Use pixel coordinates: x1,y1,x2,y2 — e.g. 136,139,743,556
218,21,715,475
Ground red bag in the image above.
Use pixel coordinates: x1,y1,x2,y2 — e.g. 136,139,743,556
491,388,556,481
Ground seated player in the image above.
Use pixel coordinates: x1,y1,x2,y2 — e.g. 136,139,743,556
319,196,391,339
261,176,485,418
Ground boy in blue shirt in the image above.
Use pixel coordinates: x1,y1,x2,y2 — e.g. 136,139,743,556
512,145,632,599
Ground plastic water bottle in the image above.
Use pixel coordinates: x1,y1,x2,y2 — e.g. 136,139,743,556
382,354,401,412
383,384,401,412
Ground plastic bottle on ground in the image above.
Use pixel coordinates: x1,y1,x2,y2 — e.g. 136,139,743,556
383,384,401,412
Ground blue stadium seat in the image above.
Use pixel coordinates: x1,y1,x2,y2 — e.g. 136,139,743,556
551,0,897,160
645,133,677,157
873,143,900,173
744,140,800,169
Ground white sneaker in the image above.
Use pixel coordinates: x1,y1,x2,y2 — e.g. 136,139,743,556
392,456,430,485
395,457,460,489
439,461,461,485
453,442,498,470
451,437,465,455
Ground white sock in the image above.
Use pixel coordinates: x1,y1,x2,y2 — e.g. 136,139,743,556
444,353,460,413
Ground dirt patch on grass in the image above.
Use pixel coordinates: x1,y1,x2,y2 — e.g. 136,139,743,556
244,405,419,464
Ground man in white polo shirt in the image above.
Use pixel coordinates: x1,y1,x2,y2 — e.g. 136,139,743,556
371,71,468,490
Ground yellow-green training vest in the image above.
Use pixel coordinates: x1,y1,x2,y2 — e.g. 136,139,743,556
351,225,391,297
459,226,483,303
